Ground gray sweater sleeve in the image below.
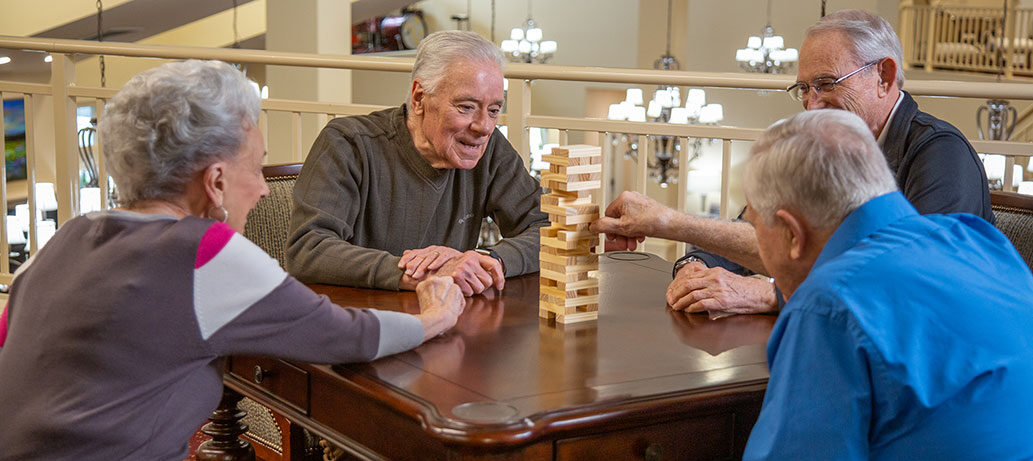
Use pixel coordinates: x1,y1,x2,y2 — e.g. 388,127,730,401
482,136,549,277
286,127,406,290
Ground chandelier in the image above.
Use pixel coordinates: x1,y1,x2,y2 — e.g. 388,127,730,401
735,0,798,73
499,0,557,64
605,0,723,188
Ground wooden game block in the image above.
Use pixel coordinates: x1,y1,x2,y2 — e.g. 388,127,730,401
540,236,595,253
543,170,603,183
540,286,599,307
540,251,598,266
540,267,594,283
541,234,599,251
542,175,603,193
539,275,599,291
548,212,598,226
550,144,602,158
541,202,598,217
541,154,602,167
541,194,593,208
549,163,603,176
538,305,598,324
540,225,593,239
541,260,596,274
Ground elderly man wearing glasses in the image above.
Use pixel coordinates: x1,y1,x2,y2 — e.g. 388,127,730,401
595,9,993,316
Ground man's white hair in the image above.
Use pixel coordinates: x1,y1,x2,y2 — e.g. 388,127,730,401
807,9,906,88
745,109,898,229
406,30,504,111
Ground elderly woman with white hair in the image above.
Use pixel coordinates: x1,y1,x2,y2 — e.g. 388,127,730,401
0,59,464,460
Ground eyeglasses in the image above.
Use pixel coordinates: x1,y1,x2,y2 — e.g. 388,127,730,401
786,60,880,102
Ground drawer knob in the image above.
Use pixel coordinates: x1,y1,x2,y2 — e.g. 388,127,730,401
253,365,268,384
644,442,662,461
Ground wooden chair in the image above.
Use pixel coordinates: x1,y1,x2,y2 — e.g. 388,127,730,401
990,190,1033,272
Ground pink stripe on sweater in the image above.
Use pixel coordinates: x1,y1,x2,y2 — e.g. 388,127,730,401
0,302,8,347
195,222,236,269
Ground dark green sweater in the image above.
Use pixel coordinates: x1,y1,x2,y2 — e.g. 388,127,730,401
287,105,548,290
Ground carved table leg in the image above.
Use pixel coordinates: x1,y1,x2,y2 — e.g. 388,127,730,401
196,388,255,461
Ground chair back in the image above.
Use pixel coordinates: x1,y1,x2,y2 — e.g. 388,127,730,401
991,191,1033,272
243,163,303,269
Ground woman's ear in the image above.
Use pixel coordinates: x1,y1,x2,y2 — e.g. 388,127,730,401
201,162,227,207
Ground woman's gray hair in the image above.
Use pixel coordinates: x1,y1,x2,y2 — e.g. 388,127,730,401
744,109,898,230
407,30,504,111
98,59,260,206
807,9,905,88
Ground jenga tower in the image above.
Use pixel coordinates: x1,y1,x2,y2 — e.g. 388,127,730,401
539,145,602,323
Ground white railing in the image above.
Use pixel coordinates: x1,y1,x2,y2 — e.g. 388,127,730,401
0,35,1031,280
900,4,1033,77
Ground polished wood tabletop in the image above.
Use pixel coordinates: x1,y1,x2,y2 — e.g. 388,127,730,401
226,252,776,460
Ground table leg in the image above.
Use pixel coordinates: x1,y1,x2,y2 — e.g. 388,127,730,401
196,387,256,461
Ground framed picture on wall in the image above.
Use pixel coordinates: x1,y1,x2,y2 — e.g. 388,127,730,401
3,99,28,182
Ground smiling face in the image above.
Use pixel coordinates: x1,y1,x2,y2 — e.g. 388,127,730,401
409,58,504,170
796,30,887,134
220,124,269,232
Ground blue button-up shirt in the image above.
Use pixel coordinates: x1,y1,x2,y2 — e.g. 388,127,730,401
743,192,1033,460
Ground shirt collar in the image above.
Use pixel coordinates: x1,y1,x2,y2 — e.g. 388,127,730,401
876,91,904,148
812,191,917,270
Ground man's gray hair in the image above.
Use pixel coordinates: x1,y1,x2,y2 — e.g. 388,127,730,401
99,59,260,206
745,109,898,230
807,9,905,88
407,30,504,111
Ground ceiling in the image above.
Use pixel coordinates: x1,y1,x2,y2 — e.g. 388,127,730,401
0,0,412,77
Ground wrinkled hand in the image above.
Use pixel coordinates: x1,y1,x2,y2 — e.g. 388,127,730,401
432,250,505,296
590,191,674,251
399,245,463,280
415,276,466,340
666,266,778,314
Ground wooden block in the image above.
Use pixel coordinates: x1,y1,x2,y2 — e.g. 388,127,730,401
540,239,595,255
540,251,598,266
550,163,603,176
541,234,600,251
541,194,592,208
540,267,594,283
548,212,598,226
556,310,598,324
543,177,603,193
539,275,598,291
541,260,596,274
541,202,598,217
541,154,602,167
540,291,599,308
551,144,602,158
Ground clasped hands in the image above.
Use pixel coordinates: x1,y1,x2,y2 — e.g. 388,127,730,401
590,191,777,315
399,245,504,296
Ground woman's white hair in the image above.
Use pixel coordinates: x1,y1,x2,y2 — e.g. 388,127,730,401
807,9,905,88
98,59,260,206
406,30,503,111
745,109,898,230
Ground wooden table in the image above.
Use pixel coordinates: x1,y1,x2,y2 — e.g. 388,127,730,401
224,252,776,461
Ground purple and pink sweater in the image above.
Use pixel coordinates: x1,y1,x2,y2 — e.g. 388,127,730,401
0,210,423,460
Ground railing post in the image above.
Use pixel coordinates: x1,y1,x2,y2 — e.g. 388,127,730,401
506,78,532,170
50,53,80,225
719,139,732,220
1005,2,1016,79
925,7,938,72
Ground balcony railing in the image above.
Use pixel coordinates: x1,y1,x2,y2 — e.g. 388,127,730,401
900,4,1033,77
0,35,1031,284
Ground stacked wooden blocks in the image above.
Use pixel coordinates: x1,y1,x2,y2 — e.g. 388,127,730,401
539,145,602,323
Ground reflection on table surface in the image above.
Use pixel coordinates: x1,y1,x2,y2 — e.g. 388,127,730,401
309,252,776,425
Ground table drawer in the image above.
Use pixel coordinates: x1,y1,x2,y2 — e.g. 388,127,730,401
555,412,735,461
229,356,310,414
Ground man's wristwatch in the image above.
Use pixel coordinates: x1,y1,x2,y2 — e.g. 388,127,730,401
474,248,502,262
672,255,705,278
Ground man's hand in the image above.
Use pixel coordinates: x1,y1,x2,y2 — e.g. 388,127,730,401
399,245,463,280
431,250,505,296
415,276,466,340
666,266,779,314
590,191,676,251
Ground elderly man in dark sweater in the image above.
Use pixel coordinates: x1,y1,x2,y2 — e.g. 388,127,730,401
648,10,993,315
288,31,548,295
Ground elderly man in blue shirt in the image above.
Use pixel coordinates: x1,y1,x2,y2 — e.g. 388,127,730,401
592,109,1033,459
